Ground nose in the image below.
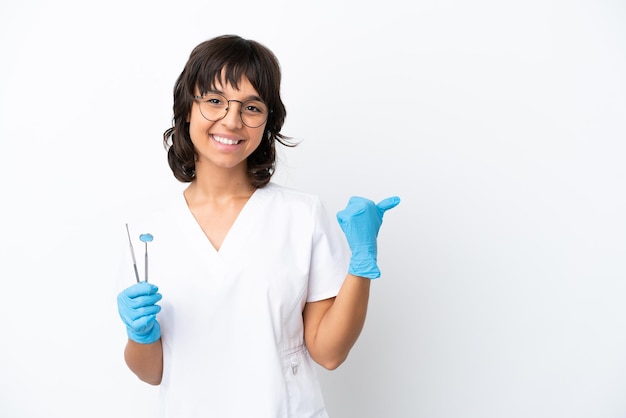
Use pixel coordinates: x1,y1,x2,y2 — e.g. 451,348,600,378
221,99,244,128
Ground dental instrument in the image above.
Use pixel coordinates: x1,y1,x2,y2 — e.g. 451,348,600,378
139,233,154,283
125,223,141,283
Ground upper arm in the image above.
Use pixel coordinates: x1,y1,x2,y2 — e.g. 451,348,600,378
302,297,335,353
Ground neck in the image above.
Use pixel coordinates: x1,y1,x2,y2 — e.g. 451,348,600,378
185,168,255,204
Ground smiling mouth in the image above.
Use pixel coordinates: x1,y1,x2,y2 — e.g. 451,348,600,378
213,135,241,145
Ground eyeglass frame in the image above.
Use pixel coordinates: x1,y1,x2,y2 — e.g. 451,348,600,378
192,92,272,128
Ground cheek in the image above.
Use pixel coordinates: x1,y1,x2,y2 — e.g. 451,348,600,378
247,130,265,151
188,112,211,138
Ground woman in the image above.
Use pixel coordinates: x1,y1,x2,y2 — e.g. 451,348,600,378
117,34,399,417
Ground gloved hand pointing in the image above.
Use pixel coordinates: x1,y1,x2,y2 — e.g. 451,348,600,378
117,281,162,344
337,196,400,279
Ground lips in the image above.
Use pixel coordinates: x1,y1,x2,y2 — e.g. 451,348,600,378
212,135,241,145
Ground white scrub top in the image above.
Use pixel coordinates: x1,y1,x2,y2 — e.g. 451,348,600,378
123,182,351,418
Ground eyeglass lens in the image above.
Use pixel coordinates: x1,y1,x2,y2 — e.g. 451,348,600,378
197,93,269,128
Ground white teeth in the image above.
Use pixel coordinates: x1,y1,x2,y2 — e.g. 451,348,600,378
213,135,240,145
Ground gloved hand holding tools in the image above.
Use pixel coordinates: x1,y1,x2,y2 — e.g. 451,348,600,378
117,282,162,344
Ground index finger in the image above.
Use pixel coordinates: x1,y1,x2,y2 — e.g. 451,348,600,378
124,282,159,299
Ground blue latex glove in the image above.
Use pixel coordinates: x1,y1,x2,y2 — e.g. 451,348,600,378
117,281,162,344
337,196,400,279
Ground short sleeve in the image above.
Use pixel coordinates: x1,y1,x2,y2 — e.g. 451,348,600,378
306,197,351,302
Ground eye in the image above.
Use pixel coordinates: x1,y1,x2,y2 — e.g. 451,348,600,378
243,101,267,114
206,96,224,105
200,93,227,107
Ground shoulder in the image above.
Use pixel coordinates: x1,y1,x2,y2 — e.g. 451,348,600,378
255,183,340,234
257,182,323,208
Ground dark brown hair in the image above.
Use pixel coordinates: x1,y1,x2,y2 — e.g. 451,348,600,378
163,35,294,187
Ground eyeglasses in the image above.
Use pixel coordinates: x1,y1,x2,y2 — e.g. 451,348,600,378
193,92,271,128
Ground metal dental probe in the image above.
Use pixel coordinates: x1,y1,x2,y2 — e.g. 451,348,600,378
125,223,141,283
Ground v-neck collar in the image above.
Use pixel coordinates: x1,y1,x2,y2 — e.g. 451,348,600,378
175,187,265,261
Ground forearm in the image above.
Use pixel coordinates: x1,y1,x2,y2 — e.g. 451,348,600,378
307,274,371,370
124,338,164,385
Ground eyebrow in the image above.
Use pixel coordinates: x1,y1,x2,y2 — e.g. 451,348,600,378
201,88,264,103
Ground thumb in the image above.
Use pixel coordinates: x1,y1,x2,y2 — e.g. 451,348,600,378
376,196,401,213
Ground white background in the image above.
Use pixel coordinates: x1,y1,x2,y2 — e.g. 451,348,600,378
1,1,625,417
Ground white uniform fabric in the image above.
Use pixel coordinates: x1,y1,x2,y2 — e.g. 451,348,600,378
123,183,351,418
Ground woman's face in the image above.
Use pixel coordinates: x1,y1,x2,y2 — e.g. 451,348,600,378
188,76,267,176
